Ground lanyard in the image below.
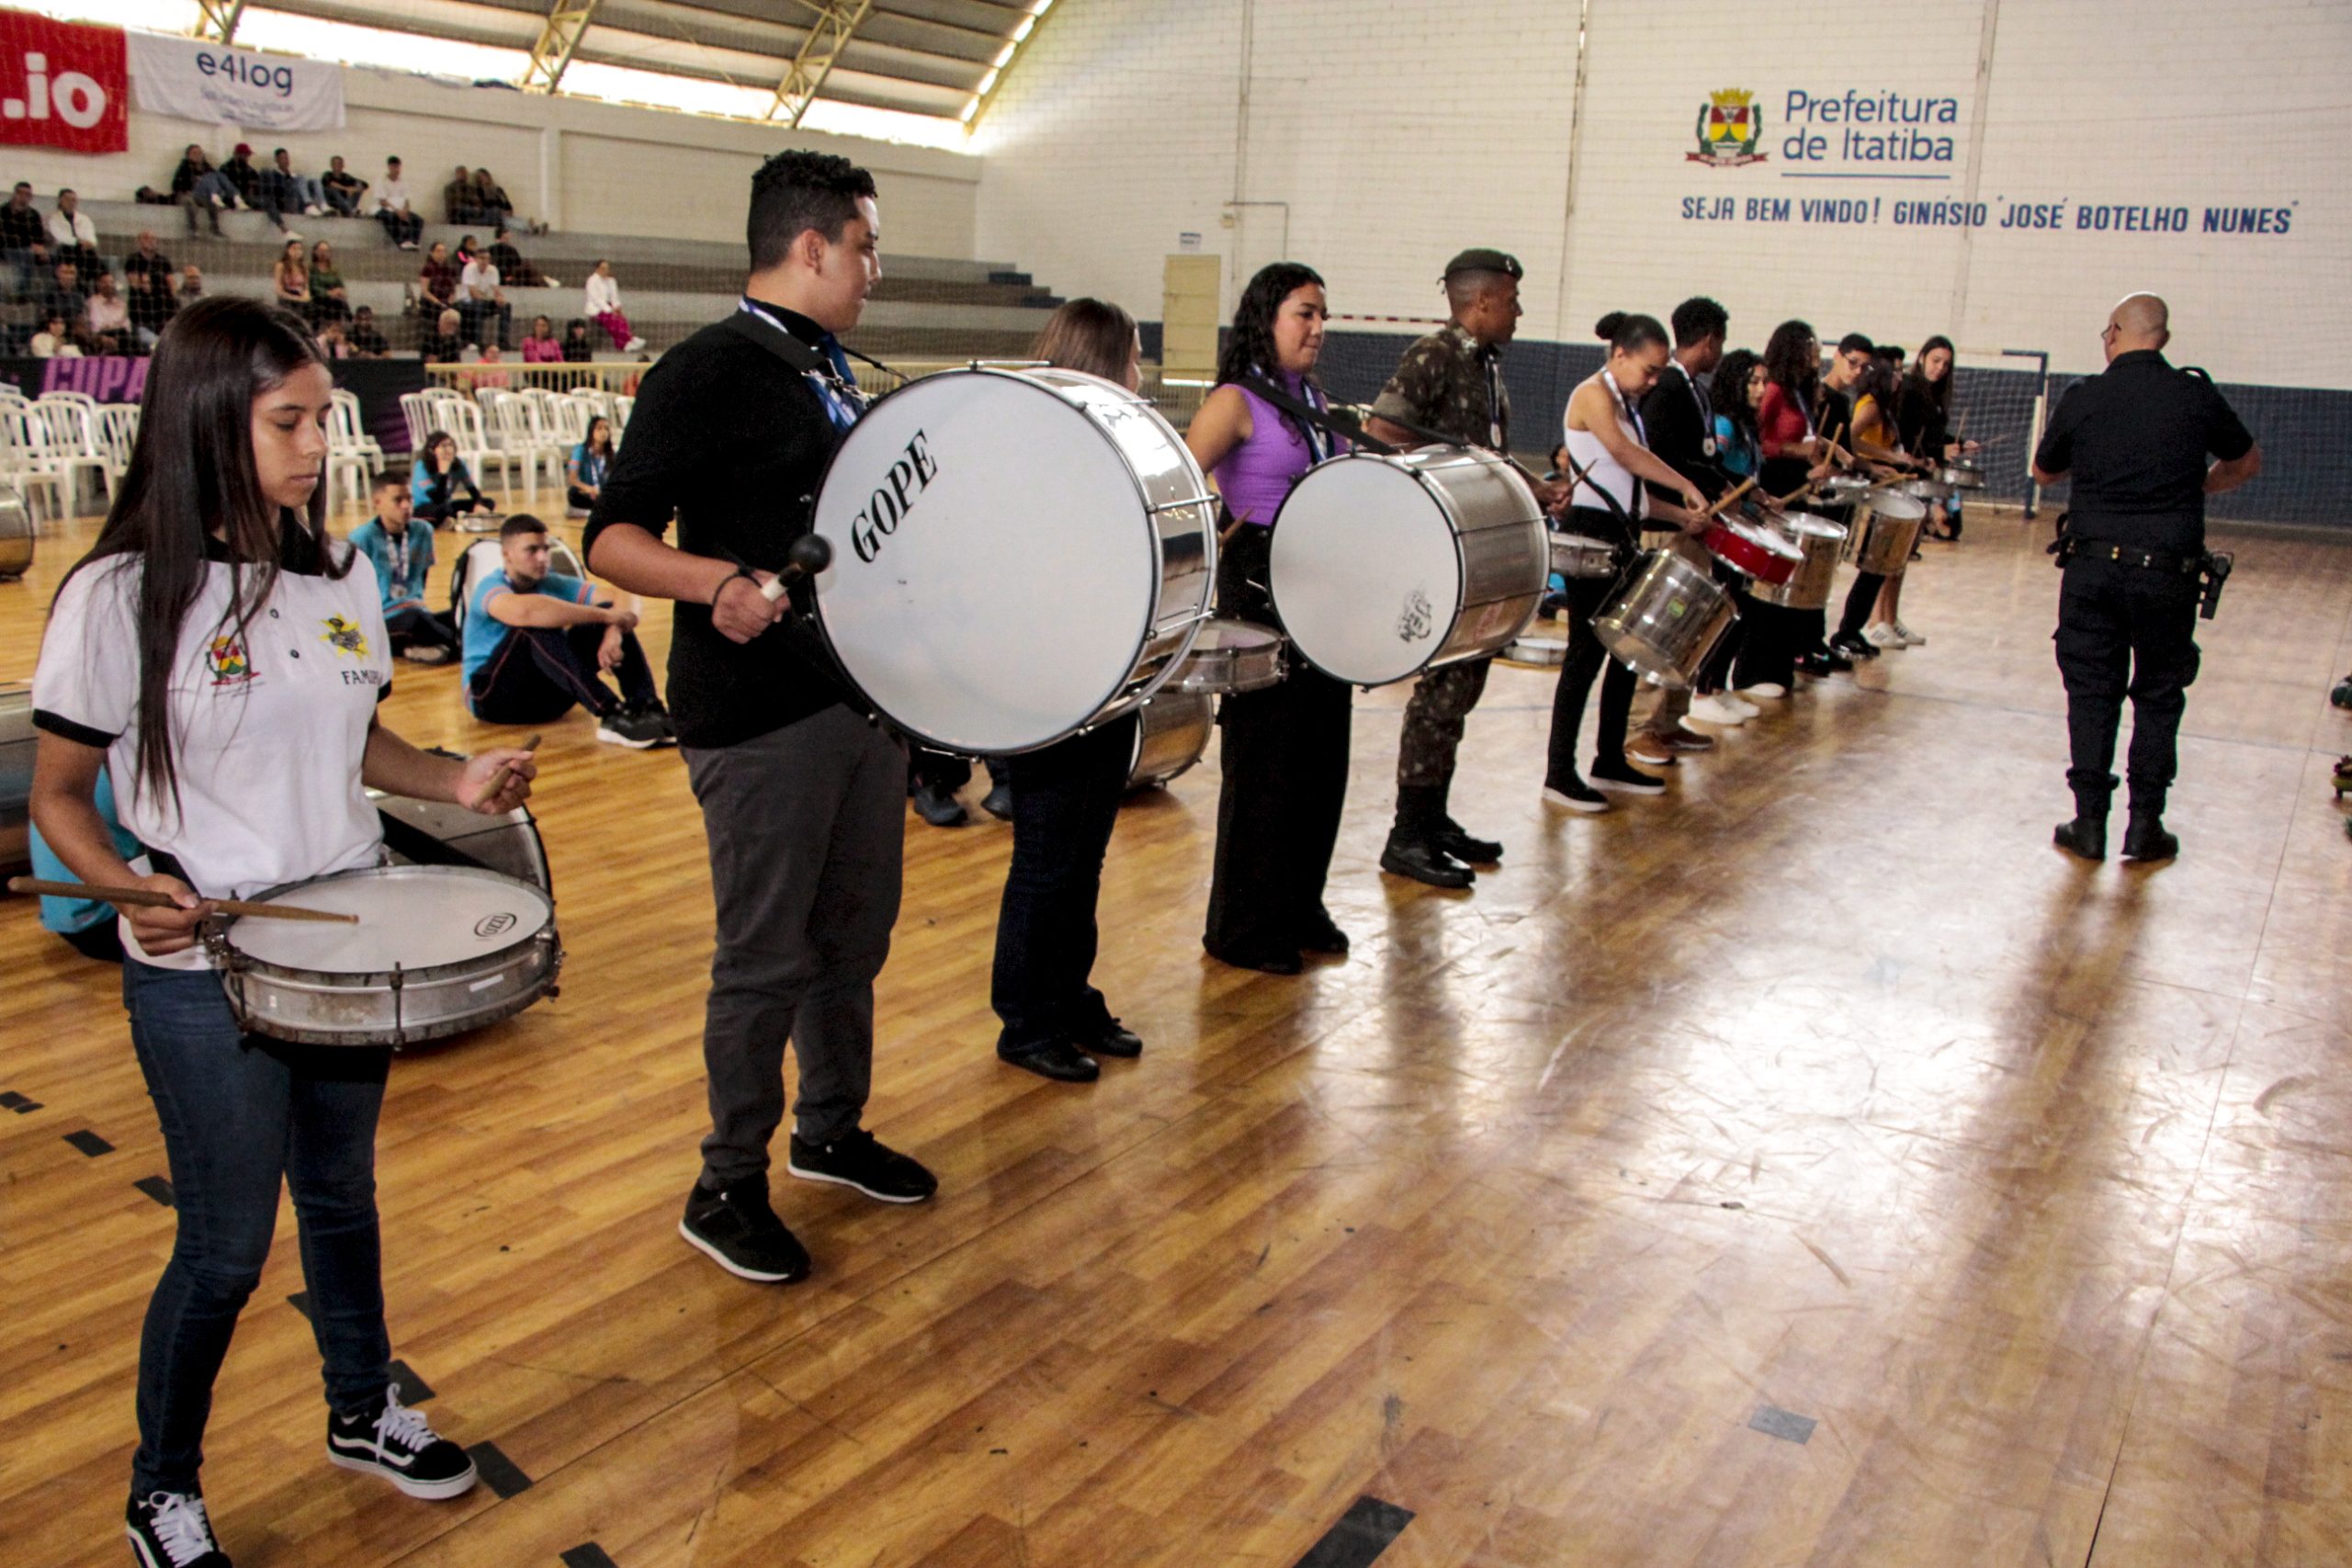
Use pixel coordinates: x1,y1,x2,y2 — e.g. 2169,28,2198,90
1603,369,1647,447
1482,353,1506,449
1261,367,1334,464
383,526,408,591
738,298,864,432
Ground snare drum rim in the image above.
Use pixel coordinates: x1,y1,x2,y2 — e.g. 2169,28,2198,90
1268,447,1470,688
805,367,1216,757
211,863,559,988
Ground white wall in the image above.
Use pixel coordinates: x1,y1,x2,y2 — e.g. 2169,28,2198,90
974,0,2347,389
2,62,982,258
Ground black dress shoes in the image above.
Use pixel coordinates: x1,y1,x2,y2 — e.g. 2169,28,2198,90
1380,835,1475,889
1077,1018,1143,1058
998,1038,1100,1082
1203,938,1304,976
2120,815,2178,862
910,784,967,828
1433,819,1503,864
1295,914,1351,955
2052,817,2108,861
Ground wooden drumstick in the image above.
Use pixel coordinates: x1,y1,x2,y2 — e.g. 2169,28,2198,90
469,734,541,812
6,876,360,924
1702,478,1758,519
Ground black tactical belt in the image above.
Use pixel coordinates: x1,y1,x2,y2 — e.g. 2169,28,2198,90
2069,541,2200,577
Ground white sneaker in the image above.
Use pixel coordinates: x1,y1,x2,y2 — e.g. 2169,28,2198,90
1893,620,1926,647
1738,682,1788,701
1688,694,1747,728
544,276,563,288
305,203,325,217
1725,693,1761,718
624,335,646,352
1863,622,1903,649
283,229,303,242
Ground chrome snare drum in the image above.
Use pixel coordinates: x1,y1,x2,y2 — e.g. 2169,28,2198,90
1549,532,1620,581
208,865,562,1047
1844,488,1929,573
809,367,1215,755
1270,446,1547,687
1936,459,1986,491
1592,549,1738,691
1126,690,1215,791
1757,513,1849,611
1170,618,1285,695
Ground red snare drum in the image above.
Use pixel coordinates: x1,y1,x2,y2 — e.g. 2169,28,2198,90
1702,516,1804,586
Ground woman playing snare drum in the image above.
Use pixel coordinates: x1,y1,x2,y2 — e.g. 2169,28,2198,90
29,299,537,1567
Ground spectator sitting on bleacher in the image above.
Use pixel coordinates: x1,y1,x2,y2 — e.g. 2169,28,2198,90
220,143,264,209
85,273,129,355
469,343,512,389
121,230,172,291
471,169,515,229
3,182,50,296
177,263,204,304
351,472,459,663
521,315,562,363
30,313,80,358
413,429,492,528
374,156,423,250
444,164,479,225
47,190,103,278
316,318,351,359
39,261,86,336
272,238,311,316
561,318,594,362
126,265,175,350
309,240,351,325
489,224,555,288
566,415,613,516
348,304,388,357
322,154,368,217
264,148,326,228
420,308,467,364
459,242,512,350
418,240,459,322
463,514,669,746
582,260,644,352
168,144,236,236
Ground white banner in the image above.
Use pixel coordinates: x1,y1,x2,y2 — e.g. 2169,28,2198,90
127,31,344,132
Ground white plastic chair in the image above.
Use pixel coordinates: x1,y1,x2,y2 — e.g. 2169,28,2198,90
29,397,113,513
94,404,140,491
326,389,386,513
422,389,500,497
0,402,64,519
398,390,435,459
477,391,542,503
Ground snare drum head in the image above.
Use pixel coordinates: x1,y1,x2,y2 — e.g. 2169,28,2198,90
1864,488,1928,520
1723,517,1804,559
1270,454,1470,686
1779,513,1847,539
1188,618,1281,656
227,865,551,974
812,369,1203,753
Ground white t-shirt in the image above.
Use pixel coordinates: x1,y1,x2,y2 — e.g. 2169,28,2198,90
461,259,502,300
31,536,393,969
583,272,620,317
377,176,412,213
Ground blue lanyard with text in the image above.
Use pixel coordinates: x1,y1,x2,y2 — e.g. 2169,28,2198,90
739,298,863,432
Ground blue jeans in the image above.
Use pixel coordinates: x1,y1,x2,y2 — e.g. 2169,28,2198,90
123,961,391,1494
989,715,1136,1049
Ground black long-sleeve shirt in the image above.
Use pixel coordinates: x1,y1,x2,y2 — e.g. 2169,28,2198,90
1638,359,1728,505
2033,349,2253,554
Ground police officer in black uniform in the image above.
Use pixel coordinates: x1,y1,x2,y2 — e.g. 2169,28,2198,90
2031,293,2261,863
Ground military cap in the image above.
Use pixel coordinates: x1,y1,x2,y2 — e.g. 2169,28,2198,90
1442,247,1523,281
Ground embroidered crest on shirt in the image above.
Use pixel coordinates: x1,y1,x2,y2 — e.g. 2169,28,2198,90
319,615,370,660
206,633,254,686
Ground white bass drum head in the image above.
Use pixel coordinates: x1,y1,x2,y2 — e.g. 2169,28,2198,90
1268,455,1462,686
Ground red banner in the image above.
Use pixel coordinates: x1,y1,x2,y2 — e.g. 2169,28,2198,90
0,9,128,154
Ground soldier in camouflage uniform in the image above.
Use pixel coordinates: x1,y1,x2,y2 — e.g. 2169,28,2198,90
1363,249,1561,888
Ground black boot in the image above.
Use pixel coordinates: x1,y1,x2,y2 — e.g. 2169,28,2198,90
1385,784,1474,887
2121,813,2178,862
1430,777,1501,863
2052,815,2108,861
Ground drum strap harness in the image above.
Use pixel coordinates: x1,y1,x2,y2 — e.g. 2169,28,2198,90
1236,374,1396,457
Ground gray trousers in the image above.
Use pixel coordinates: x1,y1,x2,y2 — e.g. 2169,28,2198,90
684,704,907,1182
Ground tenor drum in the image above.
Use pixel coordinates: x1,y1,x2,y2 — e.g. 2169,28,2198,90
1702,516,1804,585
1591,549,1738,691
1844,488,1929,573
1126,689,1215,791
1756,513,1849,611
0,486,31,581
1269,446,1546,687
1170,618,1285,695
1549,532,1620,581
810,367,1215,755
206,865,562,1047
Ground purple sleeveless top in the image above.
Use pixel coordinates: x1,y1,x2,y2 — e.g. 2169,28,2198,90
1211,374,1342,525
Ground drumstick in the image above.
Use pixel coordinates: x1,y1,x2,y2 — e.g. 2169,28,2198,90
6,876,360,924
1701,478,1758,519
1771,480,1815,507
469,733,541,812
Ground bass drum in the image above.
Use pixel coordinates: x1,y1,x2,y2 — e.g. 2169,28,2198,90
1125,689,1215,791
0,486,31,581
810,367,1216,756
1269,446,1546,687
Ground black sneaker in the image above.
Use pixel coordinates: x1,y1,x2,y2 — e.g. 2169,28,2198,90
1074,1015,1143,1059
910,783,967,828
325,1382,478,1500
127,1490,231,1567
1828,631,1879,660
997,1037,1099,1082
645,703,679,748
787,1129,938,1204
1543,776,1610,813
1379,833,1474,889
2052,816,2108,862
681,1181,810,1281
595,706,666,749
1589,761,1666,795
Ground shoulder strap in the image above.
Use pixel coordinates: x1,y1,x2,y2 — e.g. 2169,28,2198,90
1236,374,1396,457
721,310,827,376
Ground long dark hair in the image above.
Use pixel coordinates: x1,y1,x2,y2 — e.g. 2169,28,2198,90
1032,298,1136,383
419,429,455,476
59,296,338,818
1905,333,1955,412
579,415,612,457
1712,347,1764,439
1217,261,1327,449
1761,319,1818,397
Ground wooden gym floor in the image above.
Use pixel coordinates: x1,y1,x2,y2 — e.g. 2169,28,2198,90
1,502,2348,1568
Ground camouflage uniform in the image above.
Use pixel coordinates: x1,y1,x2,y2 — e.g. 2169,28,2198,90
1369,322,1510,795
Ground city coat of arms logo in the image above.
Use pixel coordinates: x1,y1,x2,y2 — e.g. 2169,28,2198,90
1690,88,1767,166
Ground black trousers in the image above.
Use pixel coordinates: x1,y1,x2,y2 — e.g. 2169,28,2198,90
384,604,457,654
910,747,992,795
991,715,1136,1050
1204,524,1353,955
1546,570,1636,786
2054,556,2201,815
1837,570,1886,641
467,623,658,724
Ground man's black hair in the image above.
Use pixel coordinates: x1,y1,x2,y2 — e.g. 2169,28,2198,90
1669,296,1728,348
1837,331,1875,356
748,150,878,272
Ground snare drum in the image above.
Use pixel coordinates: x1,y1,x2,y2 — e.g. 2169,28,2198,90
809,367,1216,754
1702,516,1804,586
1844,488,1929,573
1816,474,1873,504
1898,476,1955,504
1591,549,1738,691
1938,459,1986,491
1170,618,1285,695
207,865,562,1047
1269,446,1546,686
1126,689,1215,791
1757,513,1848,611
1549,532,1619,581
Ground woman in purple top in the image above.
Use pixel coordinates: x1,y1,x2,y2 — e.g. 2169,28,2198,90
1183,262,1351,975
